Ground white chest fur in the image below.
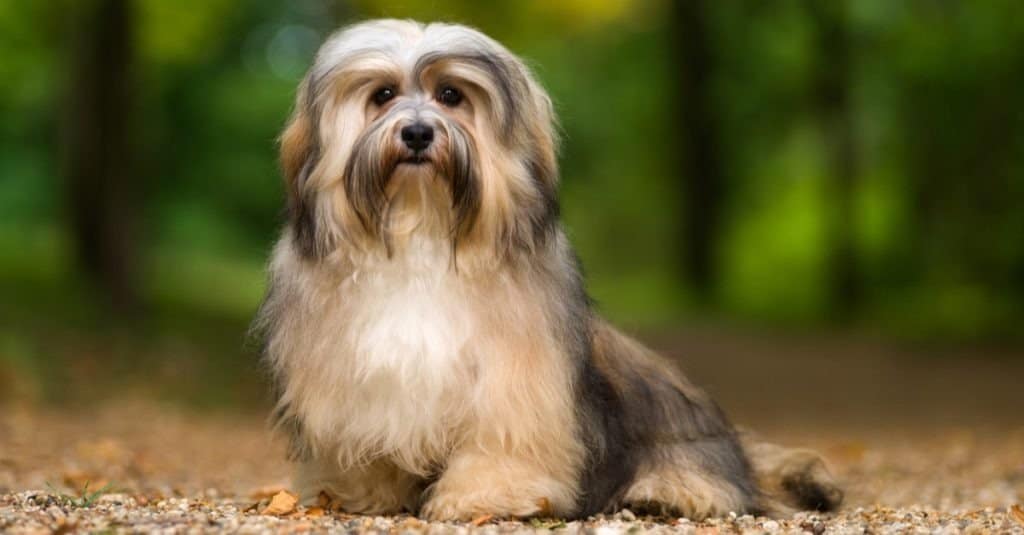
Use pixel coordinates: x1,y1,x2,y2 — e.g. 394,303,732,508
275,236,479,475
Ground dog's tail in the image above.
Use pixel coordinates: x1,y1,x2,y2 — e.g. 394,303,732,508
741,433,844,516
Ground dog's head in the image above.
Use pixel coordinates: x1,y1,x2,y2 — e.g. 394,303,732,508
281,20,560,263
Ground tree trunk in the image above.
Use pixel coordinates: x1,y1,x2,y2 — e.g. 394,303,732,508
673,0,725,303
62,0,138,311
808,0,860,319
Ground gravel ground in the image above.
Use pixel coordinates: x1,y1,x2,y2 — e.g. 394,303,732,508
2,403,1023,534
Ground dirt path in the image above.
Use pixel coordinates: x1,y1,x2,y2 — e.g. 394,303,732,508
2,402,1022,533
2,329,1022,533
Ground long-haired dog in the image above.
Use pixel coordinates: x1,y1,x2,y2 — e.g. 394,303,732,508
256,19,842,521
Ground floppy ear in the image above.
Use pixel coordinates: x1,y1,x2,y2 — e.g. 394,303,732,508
280,107,314,193
510,59,561,241
279,86,323,259
523,80,559,189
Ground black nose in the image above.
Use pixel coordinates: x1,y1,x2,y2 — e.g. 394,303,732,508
401,123,434,151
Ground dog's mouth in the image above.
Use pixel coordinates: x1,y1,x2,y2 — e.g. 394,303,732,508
398,155,432,166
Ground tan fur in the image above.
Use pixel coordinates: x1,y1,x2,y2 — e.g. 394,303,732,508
624,455,749,518
258,19,842,521
264,236,584,517
295,458,423,514
742,435,844,515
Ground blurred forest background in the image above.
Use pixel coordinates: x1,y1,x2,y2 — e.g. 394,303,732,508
1,0,1023,408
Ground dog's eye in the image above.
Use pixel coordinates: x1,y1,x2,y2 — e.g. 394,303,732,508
372,86,396,106
437,86,463,107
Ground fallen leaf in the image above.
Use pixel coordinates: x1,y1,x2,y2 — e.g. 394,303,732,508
471,514,494,526
535,497,552,516
1011,504,1024,525
249,484,287,500
305,506,326,518
260,490,298,516
316,491,331,508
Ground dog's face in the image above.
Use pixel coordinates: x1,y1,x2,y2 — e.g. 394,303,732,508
281,20,560,262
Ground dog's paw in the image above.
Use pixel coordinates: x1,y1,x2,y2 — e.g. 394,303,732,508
420,491,546,521
780,458,844,512
419,495,476,522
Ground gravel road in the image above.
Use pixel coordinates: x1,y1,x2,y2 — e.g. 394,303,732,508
2,402,1023,534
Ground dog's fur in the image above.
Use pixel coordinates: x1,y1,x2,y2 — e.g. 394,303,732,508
255,19,842,520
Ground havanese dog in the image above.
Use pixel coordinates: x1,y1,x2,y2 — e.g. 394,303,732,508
255,19,842,521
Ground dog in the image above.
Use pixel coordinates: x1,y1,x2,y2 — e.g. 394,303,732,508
254,19,842,521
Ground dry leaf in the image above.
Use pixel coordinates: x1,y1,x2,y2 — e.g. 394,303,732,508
535,497,552,516
260,490,298,516
1011,504,1024,525
305,506,326,518
471,514,494,526
249,484,287,500
316,491,332,508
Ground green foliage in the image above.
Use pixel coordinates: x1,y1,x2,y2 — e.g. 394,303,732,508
46,481,115,509
0,0,1022,408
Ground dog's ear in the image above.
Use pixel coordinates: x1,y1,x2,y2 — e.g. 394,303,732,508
492,54,560,190
508,58,561,240
279,85,323,259
280,106,314,194
522,80,559,190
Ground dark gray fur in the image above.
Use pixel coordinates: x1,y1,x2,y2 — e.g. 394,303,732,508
533,238,758,518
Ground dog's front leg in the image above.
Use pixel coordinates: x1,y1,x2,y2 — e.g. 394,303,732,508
295,456,423,515
420,336,584,521
420,443,579,521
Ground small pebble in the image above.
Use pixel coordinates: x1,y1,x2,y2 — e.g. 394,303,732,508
2,405,1022,533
